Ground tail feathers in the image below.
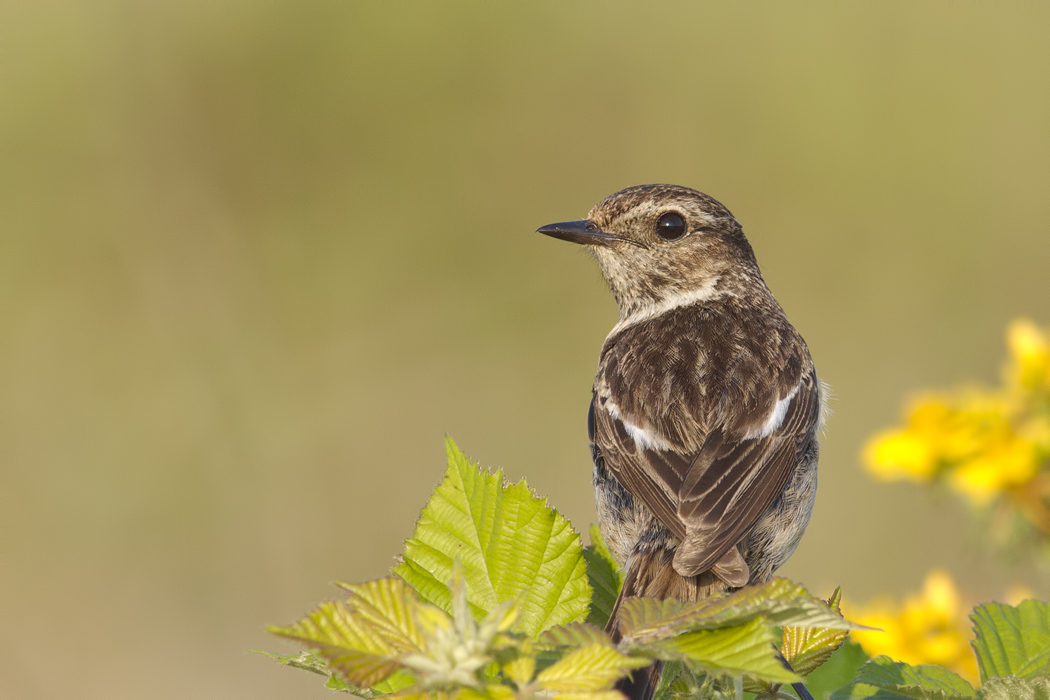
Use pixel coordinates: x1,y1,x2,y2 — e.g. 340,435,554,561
709,547,749,588
607,547,729,700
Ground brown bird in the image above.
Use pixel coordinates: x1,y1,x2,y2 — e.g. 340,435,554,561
539,185,824,700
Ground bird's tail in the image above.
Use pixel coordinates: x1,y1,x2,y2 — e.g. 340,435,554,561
606,546,817,700
605,546,726,700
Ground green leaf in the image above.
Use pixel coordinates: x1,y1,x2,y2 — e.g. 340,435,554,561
970,600,1050,682
651,661,682,700
256,649,334,678
397,564,519,692
582,525,624,628
368,669,416,695
802,640,870,700
692,673,738,700
254,649,414,696
457,686,517,700
782,623,849,678
652,662,705,700
269,577,439,688
688,579,862,631
544,692,627,700
535,643,651,693
502,652,537,686
323,674,357,693
782,587,850,676
978,676,1050,700
393,437,591,636
322,669,414,696
269,598,403,687
539,622,612,648
612,580,857,685
392,693,455,700
619,579,859,644
829,684,915,699
616,597,687,640
334,577,430,653
831,656,975,700
644,617,799,684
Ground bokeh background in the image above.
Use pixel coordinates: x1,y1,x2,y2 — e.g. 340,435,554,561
2,2,1049,698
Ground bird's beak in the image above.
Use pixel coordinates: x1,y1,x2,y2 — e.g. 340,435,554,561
536,220,620,247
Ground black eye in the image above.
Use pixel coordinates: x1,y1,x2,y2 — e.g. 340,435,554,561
656,212,687,240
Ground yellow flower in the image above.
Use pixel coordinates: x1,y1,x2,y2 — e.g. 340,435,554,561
844,571,979,685
862,428,937,482
1007,319,1050,394
949,438,1040,506
864,386,1042,504
862,319,1050,526
941,392,1010,461
862,395,958,483
1018,414,1050,454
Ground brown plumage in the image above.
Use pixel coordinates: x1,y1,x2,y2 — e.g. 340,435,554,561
539,185,824,700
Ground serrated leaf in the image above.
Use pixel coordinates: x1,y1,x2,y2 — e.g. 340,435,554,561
269,579,437,690
970,600,1050,682
615,597,687,640
335,577,430,653
539,622,612,648
692,673,738,700
256,649,416,696
371,670,417,695
651,661,691,700
546,692,626,700
502,653,537,686
397,568,518,691
394,692,454,700
324,673,357,693
803,641,871,700
681,579,862,633
644,616,799,684
256,649,334,677
498,636,537,686
978,676,1050,700
845,656,975,699
618,579,860,644
582,525,624,628
782,586,850,676
535,643,650,693
785,624,849,676
321,669,416,696
393,437,591,636
456,685,517,700
269,599,403,687
742,675,772,695
829,683,915,699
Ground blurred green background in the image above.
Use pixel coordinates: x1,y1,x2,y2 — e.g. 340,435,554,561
2,2,1049,697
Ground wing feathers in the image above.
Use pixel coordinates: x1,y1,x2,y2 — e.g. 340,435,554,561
593,358,820,583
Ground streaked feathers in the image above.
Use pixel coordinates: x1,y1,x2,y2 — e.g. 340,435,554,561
540,184,823,700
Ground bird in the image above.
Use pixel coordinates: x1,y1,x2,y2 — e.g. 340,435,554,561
538,184,825,700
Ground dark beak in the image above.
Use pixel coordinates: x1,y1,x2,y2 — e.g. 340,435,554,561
536,219,621,247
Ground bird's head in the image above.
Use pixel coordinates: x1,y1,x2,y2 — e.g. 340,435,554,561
538,184,764,322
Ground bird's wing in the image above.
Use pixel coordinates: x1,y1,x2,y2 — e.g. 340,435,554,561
672,366,821,576
591,362,820,578
590,395,692,541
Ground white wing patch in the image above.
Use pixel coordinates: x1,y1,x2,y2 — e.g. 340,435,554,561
746,381,801,440
604,399,674,452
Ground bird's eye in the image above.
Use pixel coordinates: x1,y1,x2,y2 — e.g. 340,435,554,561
656,212,687,240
